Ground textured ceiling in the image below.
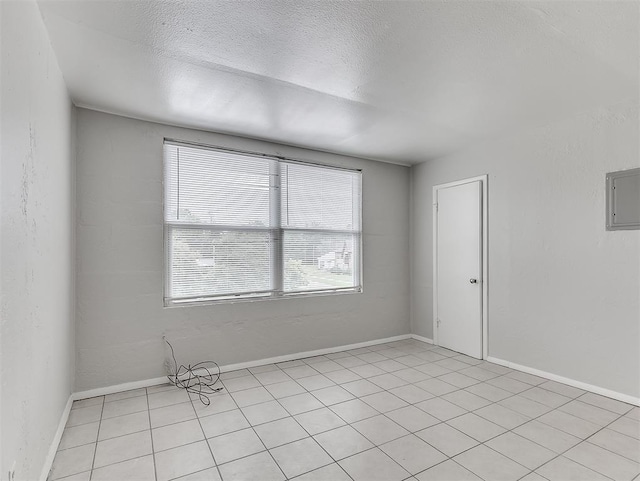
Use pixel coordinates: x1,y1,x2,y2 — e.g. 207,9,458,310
38,1,639,165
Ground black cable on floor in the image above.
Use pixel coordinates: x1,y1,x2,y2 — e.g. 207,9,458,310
164,336,224,405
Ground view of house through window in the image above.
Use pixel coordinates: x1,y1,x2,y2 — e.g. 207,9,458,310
164,141,362,305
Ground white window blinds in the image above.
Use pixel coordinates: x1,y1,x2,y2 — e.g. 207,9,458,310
164,141,362,305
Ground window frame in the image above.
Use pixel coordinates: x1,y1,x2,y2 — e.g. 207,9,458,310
163,139,363,307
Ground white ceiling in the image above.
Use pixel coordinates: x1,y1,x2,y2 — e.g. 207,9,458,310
38,1,639,165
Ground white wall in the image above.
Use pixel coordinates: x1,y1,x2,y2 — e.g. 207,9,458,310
411,100,640,398
75,109,411,391
0,1,76,479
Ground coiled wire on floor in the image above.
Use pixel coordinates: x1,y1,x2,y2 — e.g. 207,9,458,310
164,337,224,405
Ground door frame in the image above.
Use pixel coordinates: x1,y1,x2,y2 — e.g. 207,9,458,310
433,175,488,359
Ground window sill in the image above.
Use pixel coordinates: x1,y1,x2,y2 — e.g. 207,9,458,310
164,287,363,308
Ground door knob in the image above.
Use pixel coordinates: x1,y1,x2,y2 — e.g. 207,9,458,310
469,278,478,284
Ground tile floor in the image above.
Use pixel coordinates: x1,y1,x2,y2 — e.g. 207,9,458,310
50,339,640,481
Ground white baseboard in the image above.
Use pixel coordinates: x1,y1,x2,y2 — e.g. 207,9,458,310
40,395,73,481
74,333,413,400
487,356,640,407
73,376,169,401
410,334,434,344
218,334,413,374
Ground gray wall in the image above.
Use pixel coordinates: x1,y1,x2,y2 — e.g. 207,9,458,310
0,2,76,479
411,100,640,398
75,109,411,391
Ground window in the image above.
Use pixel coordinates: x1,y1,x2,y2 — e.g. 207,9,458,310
164,140,362,305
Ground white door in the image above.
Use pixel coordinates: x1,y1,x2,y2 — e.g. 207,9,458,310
436,180,483,359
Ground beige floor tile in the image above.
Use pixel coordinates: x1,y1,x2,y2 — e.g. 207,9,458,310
506,371,545,386
341,379,383,397
372,359,407,374
311,385,355,406
172,467,222,480
330,398,380,423
270,437,333,478
150,401,196,428
564,441,640,480
283,365,320,379
295,407,346,435
589,427,640,462
218,451,285,481
101,396,148,420
264,380,306,399
380,434,447,474
91,455,155,481
279,393,324,415
99,411,150,440
416,422,478,457
339,447,409,481
538,380,585,399
360,391,409,413
609,415,640,439
537,409,601,439
464,383,512,402
415,459,481,481
442,390,492,411
578,392,634,415
513,420,581,453
454,445,529,481
536,456,609,481
385,405,439,432
474,403,530,430
415,378,458,396
50,444,95,480
231,386,274,407
191,392,237,417
559,399,621,426
254,370,292,385
487,376,531,394
254,417,309,449
323,368,362,384
368,373,410,390
93,430,152,468
222,375,261,392
439,372,479,389
313,425,373,460
447,413,506,442
519,386,571,408
51,344,640,481
486,432,555,470
293,463,351,481
208,428,265,464
352,414,409,445
104,388,146,403
58,422,99,450
200,409,250,438
152,419,204,452
296,374,335,391
415,397,467,421
66,405,102,427
148,389,191,409
242,400,289,425
155,440,215,481
388,385,434,404
498,395,550,418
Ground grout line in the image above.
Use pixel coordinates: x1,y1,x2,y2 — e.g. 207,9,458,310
87,397,105,480
145,387,159,481
189,392,225,481
225,386,290,480
528,410,626,481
